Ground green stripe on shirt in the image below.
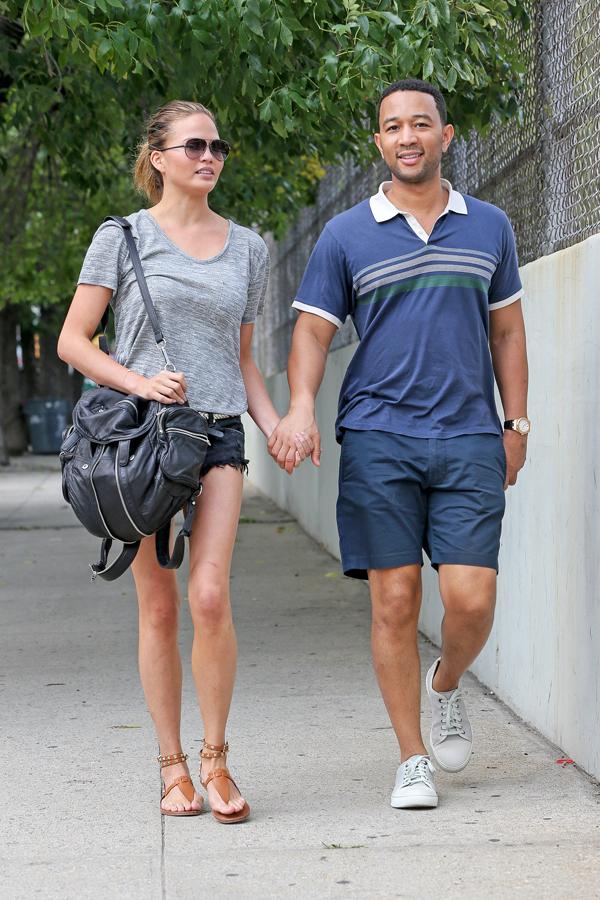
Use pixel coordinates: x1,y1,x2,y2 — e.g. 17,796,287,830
357,274,489,306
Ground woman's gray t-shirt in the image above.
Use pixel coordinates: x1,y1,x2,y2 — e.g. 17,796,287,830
78,209,269,414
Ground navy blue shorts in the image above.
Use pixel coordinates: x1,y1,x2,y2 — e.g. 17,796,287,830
337,430,506,579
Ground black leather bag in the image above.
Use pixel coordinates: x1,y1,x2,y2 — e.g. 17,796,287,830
60,216,212,581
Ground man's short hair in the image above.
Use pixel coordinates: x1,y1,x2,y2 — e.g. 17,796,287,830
377,79,448,127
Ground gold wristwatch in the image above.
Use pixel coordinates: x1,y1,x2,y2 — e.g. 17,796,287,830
503,417,531,436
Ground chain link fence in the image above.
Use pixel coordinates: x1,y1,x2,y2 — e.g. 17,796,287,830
255,0,600,377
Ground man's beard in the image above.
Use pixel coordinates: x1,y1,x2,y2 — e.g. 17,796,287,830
389,151,441,184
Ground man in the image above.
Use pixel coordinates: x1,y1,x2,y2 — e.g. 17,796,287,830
268,79,529,809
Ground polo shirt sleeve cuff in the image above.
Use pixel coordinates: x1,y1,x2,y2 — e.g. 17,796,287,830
292,300,344,329
488,289,523,311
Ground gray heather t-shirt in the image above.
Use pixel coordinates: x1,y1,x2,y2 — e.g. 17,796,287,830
78,209,269,414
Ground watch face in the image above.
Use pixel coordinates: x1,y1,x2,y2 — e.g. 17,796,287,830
516,418,530,435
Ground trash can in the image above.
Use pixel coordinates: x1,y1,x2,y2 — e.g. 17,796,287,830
24,399,72,454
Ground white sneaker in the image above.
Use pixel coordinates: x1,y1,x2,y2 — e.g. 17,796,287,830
426,657,473,773
390,755,438,809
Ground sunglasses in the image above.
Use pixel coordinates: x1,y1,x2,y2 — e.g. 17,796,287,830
151,138,231,161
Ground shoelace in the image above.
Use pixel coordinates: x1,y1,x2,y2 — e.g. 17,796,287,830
402,756,435,787
439,690,466,737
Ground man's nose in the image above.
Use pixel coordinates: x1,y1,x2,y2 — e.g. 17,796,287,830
397,127,418,145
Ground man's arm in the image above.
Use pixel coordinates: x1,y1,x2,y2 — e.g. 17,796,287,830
489,299,529,488
268,312,337,474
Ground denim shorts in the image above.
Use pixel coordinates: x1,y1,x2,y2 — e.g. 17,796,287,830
200,416,248,478
337,430,506,579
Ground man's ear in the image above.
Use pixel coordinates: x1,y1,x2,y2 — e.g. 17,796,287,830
441,124,455,154
373,132,384,159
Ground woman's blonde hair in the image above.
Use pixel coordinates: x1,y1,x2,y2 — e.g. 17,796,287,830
133,100,218,204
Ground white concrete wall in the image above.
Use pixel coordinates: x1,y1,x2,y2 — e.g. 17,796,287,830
244,232,600,779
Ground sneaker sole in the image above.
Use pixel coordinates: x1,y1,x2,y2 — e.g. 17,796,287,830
390,794,438,809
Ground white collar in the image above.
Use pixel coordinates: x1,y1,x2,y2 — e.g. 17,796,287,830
369,178,468,223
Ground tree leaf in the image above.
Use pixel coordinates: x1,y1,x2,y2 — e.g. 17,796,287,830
272,118,288,138
378,11,404,26
279,21,293,46
244,11,263,37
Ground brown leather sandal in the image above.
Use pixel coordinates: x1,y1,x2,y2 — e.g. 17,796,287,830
199,740,250,824
158,751,203,817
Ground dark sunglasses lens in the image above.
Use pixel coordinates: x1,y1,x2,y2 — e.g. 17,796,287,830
184,139,208,158
211,140,230,160
184,139,230,161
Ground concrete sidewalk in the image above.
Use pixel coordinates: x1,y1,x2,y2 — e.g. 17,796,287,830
1,460,599,899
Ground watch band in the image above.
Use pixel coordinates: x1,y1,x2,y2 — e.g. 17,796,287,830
504,417,531,434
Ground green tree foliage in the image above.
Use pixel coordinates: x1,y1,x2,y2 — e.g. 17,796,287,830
1,0,528,313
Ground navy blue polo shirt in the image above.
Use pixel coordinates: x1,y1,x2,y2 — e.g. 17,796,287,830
292,180,523,441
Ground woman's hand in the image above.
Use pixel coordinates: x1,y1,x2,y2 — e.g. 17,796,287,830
126,369,187,404
268,408,321,475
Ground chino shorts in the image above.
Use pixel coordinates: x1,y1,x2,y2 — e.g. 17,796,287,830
337,429,506,580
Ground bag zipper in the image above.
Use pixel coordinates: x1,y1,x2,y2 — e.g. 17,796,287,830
165,427,210,443
156,409,210,444
119,398,139,412
90,446,120,541
114,452,153,537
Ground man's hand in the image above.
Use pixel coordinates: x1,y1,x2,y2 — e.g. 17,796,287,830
503,429,527,489
268,409,321,475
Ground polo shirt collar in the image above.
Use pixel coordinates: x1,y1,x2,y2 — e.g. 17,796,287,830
369,178,468,223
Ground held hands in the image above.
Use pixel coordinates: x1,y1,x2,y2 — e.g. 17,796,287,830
125,369,187,405
268,409,321,476
503,429,527,489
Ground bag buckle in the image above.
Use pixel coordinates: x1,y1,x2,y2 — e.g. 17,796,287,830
158,339,176,373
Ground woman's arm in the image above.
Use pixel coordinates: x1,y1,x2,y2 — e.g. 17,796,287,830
57,283,187,404
239,323,280,438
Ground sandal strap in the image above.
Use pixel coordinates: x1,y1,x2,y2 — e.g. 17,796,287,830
201,767,241,806
161,774,196,803
157,751,188,769
200,739,229,759
201,766,232,788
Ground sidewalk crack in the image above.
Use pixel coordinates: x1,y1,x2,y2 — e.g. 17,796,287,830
160,810,167,900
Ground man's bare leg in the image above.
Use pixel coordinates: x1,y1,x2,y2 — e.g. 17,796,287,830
368,564,428,762
433,564,497,692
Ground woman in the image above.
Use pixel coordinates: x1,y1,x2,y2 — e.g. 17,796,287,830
58,100,290,822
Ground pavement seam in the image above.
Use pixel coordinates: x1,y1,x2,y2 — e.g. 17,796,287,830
160,801,167,900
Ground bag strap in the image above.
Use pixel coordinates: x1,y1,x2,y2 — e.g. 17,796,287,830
155,490,200,569
91,491,199,582
101,215,176,371
90,538,140,582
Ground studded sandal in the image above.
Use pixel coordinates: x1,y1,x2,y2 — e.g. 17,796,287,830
199,740,250,824
158,751,203,817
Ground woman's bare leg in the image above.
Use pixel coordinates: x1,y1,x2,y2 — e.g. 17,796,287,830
188,465,246,816
132,535,202,813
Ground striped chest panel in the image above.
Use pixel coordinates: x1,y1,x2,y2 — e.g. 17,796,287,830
353,244,497,307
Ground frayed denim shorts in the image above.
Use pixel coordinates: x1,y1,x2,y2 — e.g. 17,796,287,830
337,429,506,580
200,416,248,478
